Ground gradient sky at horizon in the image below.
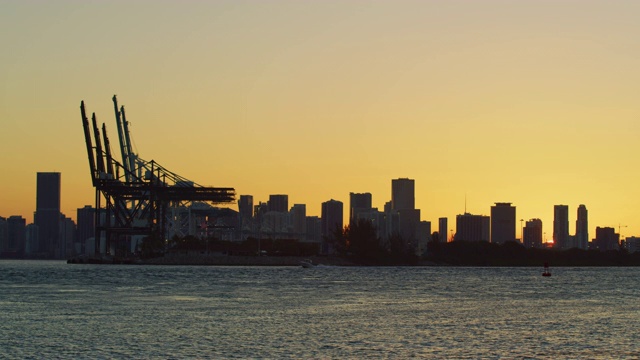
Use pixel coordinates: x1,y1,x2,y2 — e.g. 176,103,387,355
1,1,639,240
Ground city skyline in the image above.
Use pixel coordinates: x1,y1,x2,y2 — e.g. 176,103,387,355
1,1,639,238
0,171,629,247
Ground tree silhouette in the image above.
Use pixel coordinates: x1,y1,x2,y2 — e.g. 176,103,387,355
347,218,383,261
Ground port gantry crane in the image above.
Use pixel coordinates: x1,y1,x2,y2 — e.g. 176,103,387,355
80,96,235,257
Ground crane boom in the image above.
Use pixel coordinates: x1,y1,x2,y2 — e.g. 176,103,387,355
92,113,106,176
102,123,116,178
80,101,97,186
113,95,131,182
120,105,137,181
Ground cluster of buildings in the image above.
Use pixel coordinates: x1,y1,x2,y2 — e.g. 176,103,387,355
1,173,639,259
0,173,76,259
454,203,634,251
238,178,432,254
233,179,637,255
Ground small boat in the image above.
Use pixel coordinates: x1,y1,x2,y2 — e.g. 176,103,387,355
542,262,551,277
300,259,316,268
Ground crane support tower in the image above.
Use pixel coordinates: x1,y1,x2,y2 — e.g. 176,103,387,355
80,96,235,258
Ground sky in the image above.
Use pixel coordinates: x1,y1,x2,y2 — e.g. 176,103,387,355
1,1,639,241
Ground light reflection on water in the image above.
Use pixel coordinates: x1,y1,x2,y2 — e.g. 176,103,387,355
1,260,639,359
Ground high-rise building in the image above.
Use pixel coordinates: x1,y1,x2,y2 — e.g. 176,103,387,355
575,205,588,250
252,201,269,239
391,178,421,248
625,236,640,253
321,199,343,254
321,199,343,238
594,227,619,251
60,215,76,258
268,195,288,213
417,220,432,255
290,204,307,239
262,212,288,235
238,195,254,221
381,200,400,238
491,203,516,244
384,201,393,213
0,216,7,253
77,205,95,256
391,178,415,211
438,217,448,243
34,172,61,258
305,216,322,244
523,218,543,248
3,216,26,257
25,223,39,255
349,192,372,225
553,205,569,249
455,213,490,242
398,209,421,243
356,208,387,241
254,202,269,225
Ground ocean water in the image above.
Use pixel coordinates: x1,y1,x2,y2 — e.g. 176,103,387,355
1,260,639,359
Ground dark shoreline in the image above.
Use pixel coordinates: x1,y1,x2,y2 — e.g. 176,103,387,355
141,254,357,266
64,254,640,267
66,254,359,266
62,240,640,267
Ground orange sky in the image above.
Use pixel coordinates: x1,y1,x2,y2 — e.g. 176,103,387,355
1,1,639,240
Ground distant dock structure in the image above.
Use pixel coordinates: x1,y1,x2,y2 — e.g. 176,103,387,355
79,96,235,258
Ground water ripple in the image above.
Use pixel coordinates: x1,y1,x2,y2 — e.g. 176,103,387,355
1,261,639,358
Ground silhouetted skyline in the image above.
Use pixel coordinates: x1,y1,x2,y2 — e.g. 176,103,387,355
0,171,634,259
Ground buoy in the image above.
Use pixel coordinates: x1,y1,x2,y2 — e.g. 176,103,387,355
542,262,551,277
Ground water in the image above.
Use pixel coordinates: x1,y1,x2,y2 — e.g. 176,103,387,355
1,261,639,359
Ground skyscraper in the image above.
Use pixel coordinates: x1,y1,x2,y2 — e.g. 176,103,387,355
575,204,588,250
398,208,421,244
523,218,543,248
438,217,448,243
553,205,569,249
491,203,516,244
321,199,343,238
594,227,619,251
391,178,415,211
268,194,288,213
4,216,26,257
34,172,61,258
356,208,388,241
254,202,269,228
77,205,95,256
0,217,6,254
349,192,372,225
455,213,490,242
60,215,76,258
238,195,254,221
321,199,343,254
290,204,307,239
390,178,421,247
25,223,39,255
305,216,322,244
